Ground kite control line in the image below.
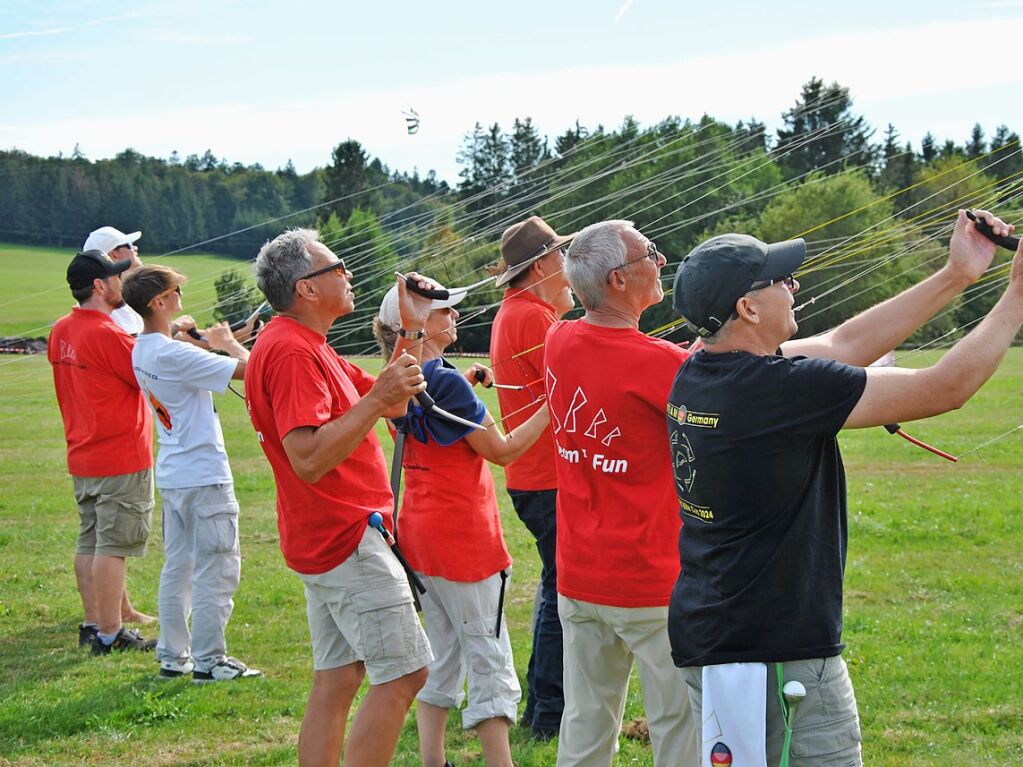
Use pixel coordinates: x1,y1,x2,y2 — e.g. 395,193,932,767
368,512,426,595
884,424,958,462
473,368,526,390
965,210,1020,251
415,390,488,432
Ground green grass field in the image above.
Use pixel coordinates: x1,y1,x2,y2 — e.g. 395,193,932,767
1,243,1022,765
0,243,251,338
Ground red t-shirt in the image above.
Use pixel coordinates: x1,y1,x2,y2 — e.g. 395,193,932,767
245,316,392,575
48,307,153,478
489,288,557,490
400,430,511,582
544,320,690,608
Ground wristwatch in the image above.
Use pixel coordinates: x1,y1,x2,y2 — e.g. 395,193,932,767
399,327,425,340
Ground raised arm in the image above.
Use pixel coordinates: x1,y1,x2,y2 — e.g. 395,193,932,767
784,210,1012,365
465,403,550,466
844,240,1023,429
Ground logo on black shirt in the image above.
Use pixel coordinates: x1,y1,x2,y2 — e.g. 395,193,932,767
667,402,720,429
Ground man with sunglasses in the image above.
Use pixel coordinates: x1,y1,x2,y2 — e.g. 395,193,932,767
245,228,436,767
667,211,1020,766
489,215,575,739
543,220,698,766
48,250,158,654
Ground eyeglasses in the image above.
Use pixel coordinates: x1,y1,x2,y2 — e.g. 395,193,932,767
606,241,661,279
147,285,181,306
299,258,348,282
749,274,797,292
115,243,136,251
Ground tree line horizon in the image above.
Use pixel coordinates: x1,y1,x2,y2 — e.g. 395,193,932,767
2,77,1020,352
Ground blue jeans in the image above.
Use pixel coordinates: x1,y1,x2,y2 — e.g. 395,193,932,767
508,488,564,733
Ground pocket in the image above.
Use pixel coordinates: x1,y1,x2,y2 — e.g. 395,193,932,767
117,501,153,547
790,657,862,762
197,502,239,554
355,583,417,662
463,617,506,674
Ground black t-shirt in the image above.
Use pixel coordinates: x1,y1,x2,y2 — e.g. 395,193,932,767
665,350,867,667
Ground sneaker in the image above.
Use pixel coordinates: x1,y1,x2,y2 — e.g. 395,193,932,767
91,627,157,655
78,624,99,648
192,657,262,684
158,658,195,679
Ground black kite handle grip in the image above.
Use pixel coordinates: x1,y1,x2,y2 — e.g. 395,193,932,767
966,210,1020,251
405,276,449,301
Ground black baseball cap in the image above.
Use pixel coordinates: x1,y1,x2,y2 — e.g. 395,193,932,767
672,234,806,337
67,249,132,290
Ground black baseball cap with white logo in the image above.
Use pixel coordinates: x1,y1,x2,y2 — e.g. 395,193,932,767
672,234,806,337
66,249,132,290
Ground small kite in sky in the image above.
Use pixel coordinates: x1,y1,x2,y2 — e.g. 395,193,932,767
404,108,420,135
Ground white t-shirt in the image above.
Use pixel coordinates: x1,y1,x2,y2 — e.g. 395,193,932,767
132,333,238,490
111,305,144,335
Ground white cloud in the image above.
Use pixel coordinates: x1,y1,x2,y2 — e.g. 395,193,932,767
614,0,635,24
0,27,71,40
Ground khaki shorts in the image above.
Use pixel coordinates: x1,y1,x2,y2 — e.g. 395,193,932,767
299,525,433,684
682,655,862,767
74,468,154,558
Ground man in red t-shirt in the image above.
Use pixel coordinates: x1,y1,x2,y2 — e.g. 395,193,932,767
245,228,437,767
489,215,574,739
543,221,698,767
48,250,157,654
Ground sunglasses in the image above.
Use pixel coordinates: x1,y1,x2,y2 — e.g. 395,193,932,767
299,258,348,281
147,284,182,306
749,274,797,292
606,241,661,279
115,243,136,251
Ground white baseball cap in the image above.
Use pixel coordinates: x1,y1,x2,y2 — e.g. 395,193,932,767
82,226,141,255
377,279,469,330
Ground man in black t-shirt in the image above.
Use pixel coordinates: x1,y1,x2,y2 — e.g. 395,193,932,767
667,210,1023,766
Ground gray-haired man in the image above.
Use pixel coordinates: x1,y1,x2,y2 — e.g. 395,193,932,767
245,228,438,767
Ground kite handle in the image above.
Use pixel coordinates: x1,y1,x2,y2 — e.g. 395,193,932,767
405,276,449,301
965,210,1020,251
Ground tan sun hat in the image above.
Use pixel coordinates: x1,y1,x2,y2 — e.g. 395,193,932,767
495,216,575,287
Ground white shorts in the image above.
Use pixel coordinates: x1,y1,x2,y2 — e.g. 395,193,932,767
299,526,432,684
417,571,521,729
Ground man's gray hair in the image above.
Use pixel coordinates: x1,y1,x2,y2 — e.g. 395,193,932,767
254,228,318,311
565,219,634,311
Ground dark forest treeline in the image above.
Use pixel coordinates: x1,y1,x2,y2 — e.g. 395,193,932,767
2,78,1021,352
0,145,447,257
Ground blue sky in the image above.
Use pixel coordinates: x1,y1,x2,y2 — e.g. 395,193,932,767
3,0,1022,184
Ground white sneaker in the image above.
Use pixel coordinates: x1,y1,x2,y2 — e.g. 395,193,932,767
192,656,262,684
158,658,195,679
